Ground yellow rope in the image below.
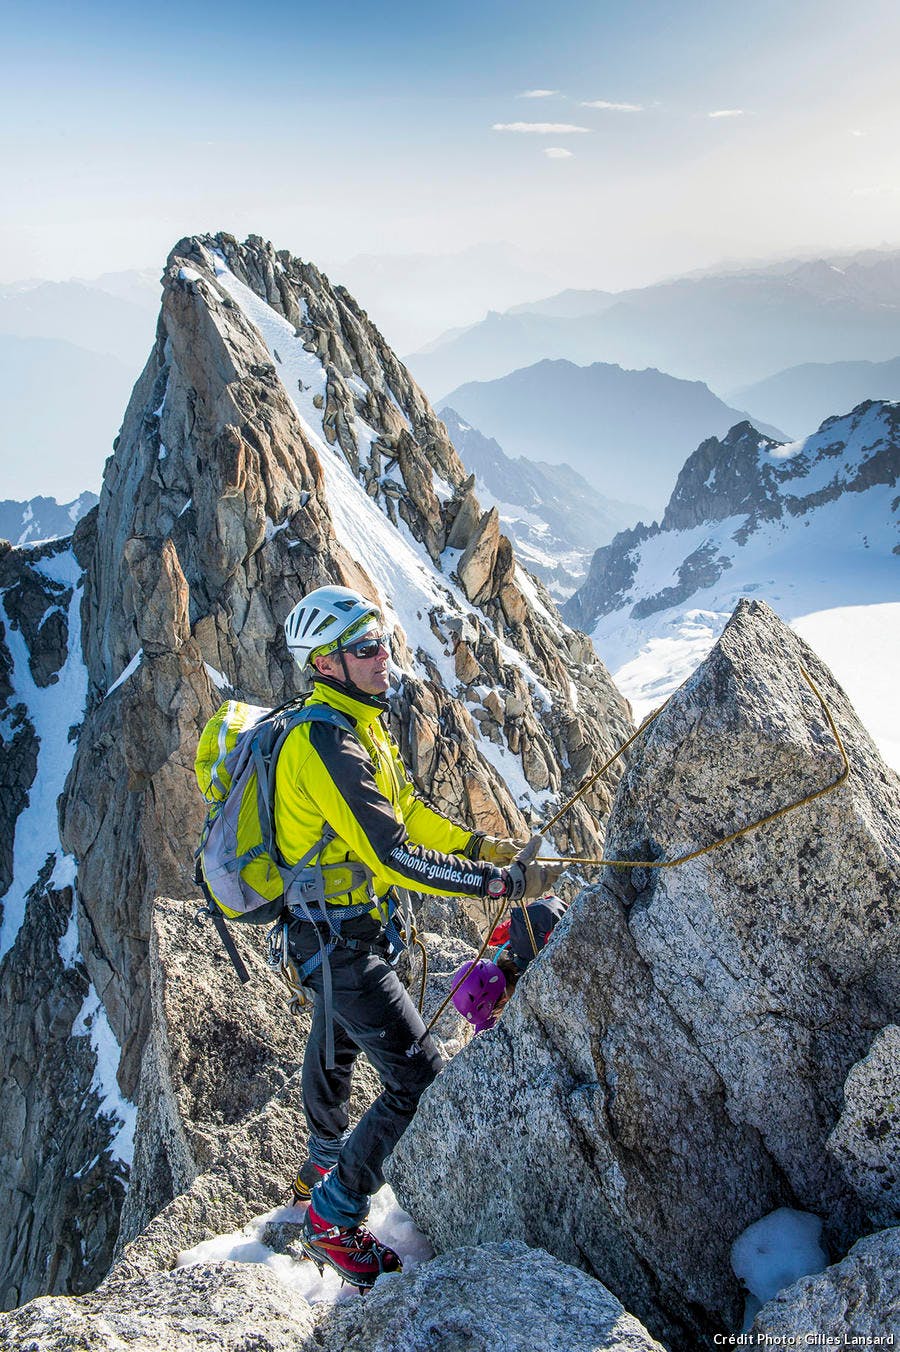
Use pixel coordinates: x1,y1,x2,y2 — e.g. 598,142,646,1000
538,666,850,870
540,702,668,834
520,900,539,958
424,665,849,1036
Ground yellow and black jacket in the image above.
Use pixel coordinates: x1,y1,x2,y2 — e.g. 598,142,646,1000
274,677,500,914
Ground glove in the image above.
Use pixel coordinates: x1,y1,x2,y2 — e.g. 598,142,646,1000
505,859,566,901
502,836,566,902
477,835,527,864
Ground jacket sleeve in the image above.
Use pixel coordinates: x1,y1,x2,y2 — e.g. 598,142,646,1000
393,741,477,856
293,723,501,900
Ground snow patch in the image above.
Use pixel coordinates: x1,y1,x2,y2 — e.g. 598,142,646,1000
204,663,233,692
72,988,137,1167
0,557,88,959
50,852,77,891
178,266,202,283
731,1207,828,1330
57,889,80,968
264,516,289,541
106,648,143,699
176,1184,433,1305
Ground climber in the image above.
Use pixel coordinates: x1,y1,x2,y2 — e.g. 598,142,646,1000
279,584,565,1289
451,894,568,1033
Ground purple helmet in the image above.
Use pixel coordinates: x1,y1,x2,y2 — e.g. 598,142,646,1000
450,959,507,1032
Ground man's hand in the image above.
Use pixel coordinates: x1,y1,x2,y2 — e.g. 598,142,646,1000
502,836,566,901
477,835,527,864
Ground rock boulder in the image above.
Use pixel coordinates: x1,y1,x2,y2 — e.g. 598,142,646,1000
321,1241,667,1351
827,1025,900,1228
387,598,900,1347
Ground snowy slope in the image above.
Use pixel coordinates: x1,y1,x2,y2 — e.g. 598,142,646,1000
0,546,87,959
208,248,562,817
570,403,900,769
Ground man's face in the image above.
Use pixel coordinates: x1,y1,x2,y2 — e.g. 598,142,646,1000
314,631,390,696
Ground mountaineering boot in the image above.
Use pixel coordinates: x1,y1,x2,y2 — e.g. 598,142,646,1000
300,1202,402,1291
289,1159,330,1206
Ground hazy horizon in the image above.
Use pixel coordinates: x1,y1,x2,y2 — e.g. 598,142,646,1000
3,0,900,499
3,0,900,292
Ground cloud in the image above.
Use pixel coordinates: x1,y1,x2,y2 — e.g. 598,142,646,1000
708,109,745,118
580,100,643,112
544,147,574,159
849,129,866,137
519,89,560,99
492,122,590,134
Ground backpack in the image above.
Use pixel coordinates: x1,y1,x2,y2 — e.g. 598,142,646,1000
192,697,410,1067
194,696,362,923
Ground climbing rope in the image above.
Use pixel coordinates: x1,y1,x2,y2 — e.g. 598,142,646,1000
536,666,850,871
424,664,850,1037
520,900,539,959
411,931,429,1015
423,890,512,1037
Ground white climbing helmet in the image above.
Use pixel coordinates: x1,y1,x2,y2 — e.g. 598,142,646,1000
284,585,381,669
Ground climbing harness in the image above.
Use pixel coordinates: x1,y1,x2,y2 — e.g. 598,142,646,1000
423,664,850,1037
266,920,313,1015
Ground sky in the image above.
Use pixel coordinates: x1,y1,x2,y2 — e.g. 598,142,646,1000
2,0,900,292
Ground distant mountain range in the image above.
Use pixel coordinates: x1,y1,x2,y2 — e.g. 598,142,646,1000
440,359,783,517
0,491,98,546
563,399,900,765
439,408,644,598
734,355,900,439
330,243,563,354
0,273,159,500
407,250,900,401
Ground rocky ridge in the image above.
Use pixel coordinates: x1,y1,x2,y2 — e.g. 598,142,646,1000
0,231,632,1315
564,401,900,633
0,1242,667,1352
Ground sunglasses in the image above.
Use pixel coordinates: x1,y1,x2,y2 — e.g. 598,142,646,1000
341,633,389,660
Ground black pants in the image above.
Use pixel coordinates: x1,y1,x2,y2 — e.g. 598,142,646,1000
293,927,443,1222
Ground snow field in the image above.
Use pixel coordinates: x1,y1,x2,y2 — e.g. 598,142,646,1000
592,480,899,769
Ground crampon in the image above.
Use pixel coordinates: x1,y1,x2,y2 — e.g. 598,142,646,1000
300,1204,402,1292
289,1159,330,1207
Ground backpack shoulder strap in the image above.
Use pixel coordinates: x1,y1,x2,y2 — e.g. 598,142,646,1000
263,704,360,863
291,705,358,737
